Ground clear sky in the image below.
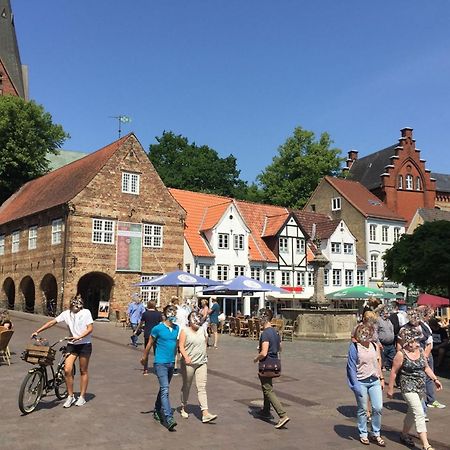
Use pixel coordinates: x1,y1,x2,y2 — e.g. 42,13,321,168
12,0,450,183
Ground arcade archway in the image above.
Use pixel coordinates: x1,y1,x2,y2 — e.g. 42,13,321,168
20,276,36,313
40,274,58,316
2,278,15,310
77,272,113,319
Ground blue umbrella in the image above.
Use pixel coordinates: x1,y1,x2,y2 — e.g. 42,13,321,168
203,275,286,294
136,270,219,287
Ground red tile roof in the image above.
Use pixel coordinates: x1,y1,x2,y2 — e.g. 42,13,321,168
325,176,405,221
199,201,232,231
261,213,289,237
0,134,132,225
315,219,342,240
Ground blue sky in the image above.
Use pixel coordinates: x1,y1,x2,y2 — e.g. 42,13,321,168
12,0,450,182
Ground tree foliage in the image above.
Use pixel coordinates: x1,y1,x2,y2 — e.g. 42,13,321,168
0,96,69,205
257,126,344,208
383,220,450,297
148,131,247,197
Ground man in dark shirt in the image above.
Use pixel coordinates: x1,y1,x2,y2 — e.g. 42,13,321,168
136,300,162,375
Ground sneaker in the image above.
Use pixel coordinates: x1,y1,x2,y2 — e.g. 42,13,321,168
143,370,149,376
63,395,76,408
180,407,189,419
274,416,290,429
427,400,446,409
425,416,430,422
254,409,273,420
166,417,177,431
173,369,179,376
202,413,218,423
75,396,86,407
153,410,162,423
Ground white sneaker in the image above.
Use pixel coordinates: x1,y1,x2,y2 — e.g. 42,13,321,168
75,396,86,407
63,395,76,408
180,407,189,419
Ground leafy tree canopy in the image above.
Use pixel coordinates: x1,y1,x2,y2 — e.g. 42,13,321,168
148,131,247,197
0,96,69,205
383,220,450,297
257,126,344,208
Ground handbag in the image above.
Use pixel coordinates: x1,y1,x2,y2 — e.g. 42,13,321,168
258,356,281,378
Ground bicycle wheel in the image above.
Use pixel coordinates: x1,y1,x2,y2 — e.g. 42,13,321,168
55,365,75,400
18,370,45,414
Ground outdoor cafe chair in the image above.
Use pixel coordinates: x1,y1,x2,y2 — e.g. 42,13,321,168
0,329,14,366
281,319,295,342
247,318,255,339
228,317,236,335
238,319,249,337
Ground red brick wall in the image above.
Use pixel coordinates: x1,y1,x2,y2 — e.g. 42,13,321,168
0,60,20,97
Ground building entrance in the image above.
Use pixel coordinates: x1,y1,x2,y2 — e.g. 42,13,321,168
77,272,113,319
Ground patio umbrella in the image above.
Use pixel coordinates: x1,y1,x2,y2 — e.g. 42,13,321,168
136,270,219,287
326,286,398,300
203,276,287,294
417,293,450,308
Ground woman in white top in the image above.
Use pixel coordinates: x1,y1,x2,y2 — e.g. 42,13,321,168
32,296,94,408
179,311,217,423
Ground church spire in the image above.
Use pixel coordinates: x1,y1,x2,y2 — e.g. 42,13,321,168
0,0,28,99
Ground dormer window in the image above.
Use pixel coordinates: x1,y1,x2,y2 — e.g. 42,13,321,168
331,197,341,211
218,233,229,249
398,175,403,189
405,174,413,190
122,172,140,194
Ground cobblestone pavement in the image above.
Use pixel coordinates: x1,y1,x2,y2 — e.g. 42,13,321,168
1,311,449,450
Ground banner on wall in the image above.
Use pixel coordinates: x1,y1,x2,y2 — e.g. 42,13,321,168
116,222,142,272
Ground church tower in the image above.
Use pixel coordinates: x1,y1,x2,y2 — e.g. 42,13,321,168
0,0,28,99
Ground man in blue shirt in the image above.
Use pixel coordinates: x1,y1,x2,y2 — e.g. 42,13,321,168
141,304,179,431
127,293,145,347
209,297,221,349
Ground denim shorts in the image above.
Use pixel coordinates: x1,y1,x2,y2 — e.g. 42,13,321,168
67,343,92,357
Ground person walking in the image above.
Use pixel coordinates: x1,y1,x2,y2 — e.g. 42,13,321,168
141,304,179,431
253,308,290,429
208,297,220,349
31,296,94,408
128,293,145,347
377,306,396,371
347,323,385,446
387,327,443,450
136,300,162,375
178,311,217,423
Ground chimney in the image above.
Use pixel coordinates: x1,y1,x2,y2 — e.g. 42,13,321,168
346,149,359,169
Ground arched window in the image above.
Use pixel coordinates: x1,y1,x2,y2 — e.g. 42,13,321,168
416,177,422,191
398,175,403,189
405,174,413,190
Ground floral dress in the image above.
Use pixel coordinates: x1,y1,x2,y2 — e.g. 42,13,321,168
399,348,426,395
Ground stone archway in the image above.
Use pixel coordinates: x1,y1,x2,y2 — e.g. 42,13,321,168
2,278,15,310
77,272,113,319
20,276,36,313
40,274,58,316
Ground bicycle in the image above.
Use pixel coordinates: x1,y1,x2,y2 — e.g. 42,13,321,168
18,336,75,414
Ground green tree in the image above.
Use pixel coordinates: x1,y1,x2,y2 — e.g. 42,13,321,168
257,126,344,208
148,131,247,197
0,96,69,205
383,220,450,297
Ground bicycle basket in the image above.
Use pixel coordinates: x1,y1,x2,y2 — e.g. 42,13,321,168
22,344,56,366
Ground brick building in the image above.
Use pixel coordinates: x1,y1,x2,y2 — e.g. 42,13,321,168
0,134,185,318
0,0,28,99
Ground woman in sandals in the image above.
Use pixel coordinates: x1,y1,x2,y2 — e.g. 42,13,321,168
178,311,217,423
347,323,386,446
387,327,443,450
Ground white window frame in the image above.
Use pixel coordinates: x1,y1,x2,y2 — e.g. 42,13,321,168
281,271,291,285
357,270,365,285
279,237,288,253
343,243,353,254
28,226,38,250
218,233,229,249
233,234,244,250
199,264,211,279
234,265,245,277
140,275,160,306
398,175,403,189
345,269,353,286
296,271,305,286
394,227,401,242
296,238,305,254
382,226,389,243
12,230,20,253
331,242,341,253
52,219,63,245
332,269,341,286
308,271,314,286
217,264,229,281
405,174,413,190
369,224,377,241
324,269,329,286
143,224,163,248
416,177,422,191
0,234,4,255
265,270,275,285
92,219,114,244
370,254,378,279
122,172,140,194
331,197,341,211
250,266,262,280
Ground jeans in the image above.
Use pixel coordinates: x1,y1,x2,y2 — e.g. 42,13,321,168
259,375,286,419
154,362,175,421
381,342,396,370
422,354,435,412
130,323,139,346
354,376,383,438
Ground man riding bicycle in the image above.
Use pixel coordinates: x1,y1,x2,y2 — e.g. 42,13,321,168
31,296,94,408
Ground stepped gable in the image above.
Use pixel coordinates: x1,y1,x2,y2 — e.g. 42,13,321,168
0,134,131,225
325,176,405,221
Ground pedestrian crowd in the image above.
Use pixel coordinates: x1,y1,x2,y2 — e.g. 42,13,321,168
347,299,447,450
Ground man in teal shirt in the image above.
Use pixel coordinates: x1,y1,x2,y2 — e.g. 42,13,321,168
141,304,179,431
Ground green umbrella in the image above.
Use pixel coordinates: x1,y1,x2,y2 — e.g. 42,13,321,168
326,286,397,300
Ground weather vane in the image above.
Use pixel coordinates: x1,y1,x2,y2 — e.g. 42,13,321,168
110,115,131,138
